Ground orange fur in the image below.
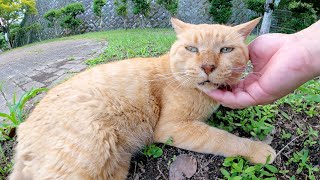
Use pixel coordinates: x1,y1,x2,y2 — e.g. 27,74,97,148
10,18,275,180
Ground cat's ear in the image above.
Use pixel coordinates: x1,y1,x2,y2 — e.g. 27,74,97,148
233,17,261,38
171,18,190,34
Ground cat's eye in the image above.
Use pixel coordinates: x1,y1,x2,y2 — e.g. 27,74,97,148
220,47,234,53
185,46,199,53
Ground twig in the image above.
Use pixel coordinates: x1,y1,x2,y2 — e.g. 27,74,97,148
157,163,167,180
276,133,305,157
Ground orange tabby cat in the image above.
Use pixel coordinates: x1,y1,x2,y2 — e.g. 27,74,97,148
10,18,276,180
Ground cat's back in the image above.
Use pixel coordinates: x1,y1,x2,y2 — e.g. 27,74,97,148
13,57,166,179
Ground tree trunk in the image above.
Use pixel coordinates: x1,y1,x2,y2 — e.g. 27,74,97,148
0,18,12,49
99,16,103,29
260,0,274,35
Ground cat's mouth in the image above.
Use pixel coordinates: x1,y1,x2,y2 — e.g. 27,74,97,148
198,80,231,90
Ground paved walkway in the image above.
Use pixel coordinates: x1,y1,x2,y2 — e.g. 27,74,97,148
0,39,106,114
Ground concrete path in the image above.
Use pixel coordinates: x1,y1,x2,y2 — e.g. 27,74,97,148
0,39,106,114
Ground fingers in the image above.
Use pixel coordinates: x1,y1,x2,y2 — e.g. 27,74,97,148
249,34,288,71
207,89,258,109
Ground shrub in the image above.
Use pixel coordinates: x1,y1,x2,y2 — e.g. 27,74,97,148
244,0,265,16
156,0,178,16
60,2,85,34
114,0,128,28
278,1,317,33
208,0,233,24
132,0,151,27
93,0,106,28
44,9,62,27
93,0,106,17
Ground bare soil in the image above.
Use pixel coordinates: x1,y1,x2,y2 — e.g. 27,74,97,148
1,101,319,180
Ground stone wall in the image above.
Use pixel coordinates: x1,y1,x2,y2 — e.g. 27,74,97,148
22,0,253,45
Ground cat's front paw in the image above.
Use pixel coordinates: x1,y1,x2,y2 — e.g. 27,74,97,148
247,141,276,164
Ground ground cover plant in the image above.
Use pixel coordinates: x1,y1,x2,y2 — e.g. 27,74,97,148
0,29,319,179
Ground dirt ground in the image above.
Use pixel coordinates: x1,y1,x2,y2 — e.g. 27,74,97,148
127,105,320,180
1,104,319,179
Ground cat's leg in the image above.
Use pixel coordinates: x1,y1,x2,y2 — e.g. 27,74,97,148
154,121,276,164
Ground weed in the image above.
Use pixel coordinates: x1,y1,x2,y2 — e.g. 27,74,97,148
303,128,318,147
280,79,320,117
210,105,277,140
0,86,47,140
281,130,292,140
286,149,319,180
67,56,76,61
220,156,278,179
143,137,173,158
0,145,13,178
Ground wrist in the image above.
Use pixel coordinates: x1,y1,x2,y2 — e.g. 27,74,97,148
293,21,320,77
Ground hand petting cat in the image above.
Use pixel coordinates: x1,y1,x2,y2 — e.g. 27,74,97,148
208,20,320,109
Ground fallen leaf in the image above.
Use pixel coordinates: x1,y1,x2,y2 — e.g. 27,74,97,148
169,154,197,180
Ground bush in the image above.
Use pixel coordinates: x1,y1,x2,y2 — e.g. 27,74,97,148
114,0,128,28
60,2,85,34
208,0,233,24
244,0,265,16
93,0,106,17
278,1,317,33
132,0,150,17
156,0,178,15
43,9,62,28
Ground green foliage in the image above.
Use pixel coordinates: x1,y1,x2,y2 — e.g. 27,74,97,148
114,0,128,28
93,0,106,17
132,0,151,17
143,137,173,158
43,9,62,28
244,0,265,16
279,79,320,117
0,34,6,50
277,1,318,33
60,2,85,34
0,86,47,141
0,146,13,178
286,149,319,179
156,0,178,15
0,0,37,24
208,0,233,24
220,156,278,179
85,29,176,66
210,105,277,140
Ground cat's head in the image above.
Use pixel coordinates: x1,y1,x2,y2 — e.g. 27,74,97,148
169,18,260,93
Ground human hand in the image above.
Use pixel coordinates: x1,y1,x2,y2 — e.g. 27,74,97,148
208,21,320,109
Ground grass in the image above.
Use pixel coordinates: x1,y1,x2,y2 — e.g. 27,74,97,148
85,29,176,65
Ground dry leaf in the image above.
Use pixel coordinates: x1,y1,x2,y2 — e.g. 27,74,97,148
169,154,197,180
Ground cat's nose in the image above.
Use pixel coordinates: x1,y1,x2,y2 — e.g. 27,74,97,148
201,64,216,75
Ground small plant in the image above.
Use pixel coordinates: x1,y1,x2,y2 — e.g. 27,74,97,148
280,79,320,117
208,0,233,24
210,105,277,140
0,86,47,140
281,130,292,140
286,149,319,180
143,137,173,158
303,128,318,147
220,156,278,179
0,145,13,177
93,0,106,29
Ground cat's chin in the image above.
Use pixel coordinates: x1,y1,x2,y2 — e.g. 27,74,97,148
196,82,220,93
